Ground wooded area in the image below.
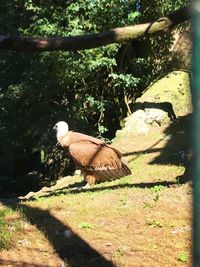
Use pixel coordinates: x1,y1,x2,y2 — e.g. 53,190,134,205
0,0,191,195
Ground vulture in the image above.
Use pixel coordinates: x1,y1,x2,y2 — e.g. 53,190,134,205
53,121,131,187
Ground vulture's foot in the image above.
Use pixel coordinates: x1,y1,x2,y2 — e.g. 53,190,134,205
71,183,91,191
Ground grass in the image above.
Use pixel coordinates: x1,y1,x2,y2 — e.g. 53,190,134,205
178,252,189,263
0,115,192,266
0,207,27,250
0,219,10,250
78,222,94,229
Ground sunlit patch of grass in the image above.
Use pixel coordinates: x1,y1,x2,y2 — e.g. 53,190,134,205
151,185,166,192
146,219,164,228
148,243,158,251
114,247,125,257
0,206,28,250
117,175,133,185
0,218,11,250
78,222,94,229
48,201,65,212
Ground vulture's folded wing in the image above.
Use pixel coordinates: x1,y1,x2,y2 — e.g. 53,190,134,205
69,141,131,180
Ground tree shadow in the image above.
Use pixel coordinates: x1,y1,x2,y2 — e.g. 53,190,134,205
22,179,178,200
149,114,192,166
131,101,177,121
122,114,191,165
122,113,192,183
0,199,115,267
151,114,192,183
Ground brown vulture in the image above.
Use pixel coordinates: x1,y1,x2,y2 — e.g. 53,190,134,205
53,121,131,187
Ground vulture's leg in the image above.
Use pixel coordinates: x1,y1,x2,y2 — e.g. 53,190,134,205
84,174,96,187
71,173,95,190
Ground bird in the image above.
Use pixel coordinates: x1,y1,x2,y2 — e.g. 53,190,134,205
53,121,132,188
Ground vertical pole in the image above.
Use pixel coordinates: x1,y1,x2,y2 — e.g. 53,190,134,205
193,1,200,266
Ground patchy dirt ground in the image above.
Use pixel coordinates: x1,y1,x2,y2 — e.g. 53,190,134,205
0,116,192,267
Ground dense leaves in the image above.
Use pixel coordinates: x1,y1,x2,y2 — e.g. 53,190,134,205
0,0,189,185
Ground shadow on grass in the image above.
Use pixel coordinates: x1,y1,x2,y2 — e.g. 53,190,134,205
0,200,114,267
27,179,178,199
123,114,191,165
149,115,192,166
122,114,192,183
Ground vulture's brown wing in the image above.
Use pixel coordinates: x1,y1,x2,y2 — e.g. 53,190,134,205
69,141,131,180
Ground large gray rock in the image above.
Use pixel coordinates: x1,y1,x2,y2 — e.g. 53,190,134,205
116,71,192,137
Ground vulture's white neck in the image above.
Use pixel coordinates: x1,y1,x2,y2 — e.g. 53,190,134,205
55,121,69,143
57,131,68,143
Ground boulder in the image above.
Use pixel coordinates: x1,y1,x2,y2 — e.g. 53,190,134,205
116,71,192,137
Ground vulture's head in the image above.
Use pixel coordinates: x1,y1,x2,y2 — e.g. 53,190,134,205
53,121,69,142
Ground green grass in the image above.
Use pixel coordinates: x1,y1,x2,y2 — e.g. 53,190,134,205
0,218,10,250
0,106,192,266
0,207,26,250
78,222,94,229
178,252,188,263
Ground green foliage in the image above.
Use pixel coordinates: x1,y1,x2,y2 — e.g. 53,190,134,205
109,73,140,89
0,0,189,187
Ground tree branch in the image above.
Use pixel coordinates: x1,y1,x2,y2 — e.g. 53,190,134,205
0,6,193,53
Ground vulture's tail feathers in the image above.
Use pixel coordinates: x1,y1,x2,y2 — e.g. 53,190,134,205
95,160,132,182
121,160,132,176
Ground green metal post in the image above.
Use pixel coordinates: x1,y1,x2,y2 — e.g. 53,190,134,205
193,1,200,266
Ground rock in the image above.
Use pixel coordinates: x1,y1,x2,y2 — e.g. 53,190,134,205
116,71,192,137
64,230,73,238
19,191,36,200
105,242,113,247
124,110,150,135
74,170,81,175
136,71,192,117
